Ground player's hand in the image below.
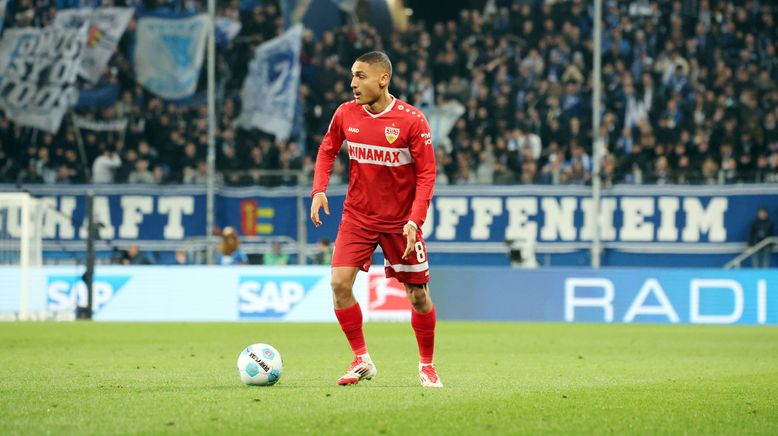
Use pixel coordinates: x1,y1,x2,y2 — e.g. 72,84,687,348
310,193,329,227
402,222,417,260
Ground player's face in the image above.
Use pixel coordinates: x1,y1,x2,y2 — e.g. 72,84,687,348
351,61,388,105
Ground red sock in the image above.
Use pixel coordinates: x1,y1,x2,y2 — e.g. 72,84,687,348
411,305,436,364
334,302,367,356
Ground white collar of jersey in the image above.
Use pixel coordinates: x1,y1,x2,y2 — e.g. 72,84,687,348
362,95,396,118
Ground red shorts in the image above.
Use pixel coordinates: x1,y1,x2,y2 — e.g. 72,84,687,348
332,219,430,284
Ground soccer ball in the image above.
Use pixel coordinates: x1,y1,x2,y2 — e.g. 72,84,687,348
237,343,283,386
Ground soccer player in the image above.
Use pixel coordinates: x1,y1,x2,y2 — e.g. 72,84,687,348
310,51,441,388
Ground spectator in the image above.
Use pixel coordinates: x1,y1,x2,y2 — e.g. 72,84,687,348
2,0,778,188
264,241,289,266
171,249,190,265
92,147,122,183
121,244,153,265
151,165,167,184
128,159,155,184
748,207,774,268
216,226,247,265
312,238,333,265
184,160,212,184
19,161,45,184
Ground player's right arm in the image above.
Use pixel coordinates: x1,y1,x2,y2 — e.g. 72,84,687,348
310,105,346,227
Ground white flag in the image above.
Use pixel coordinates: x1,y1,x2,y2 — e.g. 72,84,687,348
424,100,465,151
236,24,303,141
134,14,209,100
54,8,134,83
0,27,86,132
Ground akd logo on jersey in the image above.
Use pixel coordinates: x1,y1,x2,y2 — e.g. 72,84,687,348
385,126,400,144
238,276,320,318
46,275,131,314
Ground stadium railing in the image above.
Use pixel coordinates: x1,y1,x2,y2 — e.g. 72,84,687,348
724,236,778,269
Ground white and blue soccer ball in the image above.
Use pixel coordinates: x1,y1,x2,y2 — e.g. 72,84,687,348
237,343,283,386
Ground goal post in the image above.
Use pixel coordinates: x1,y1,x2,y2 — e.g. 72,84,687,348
0,192,44,320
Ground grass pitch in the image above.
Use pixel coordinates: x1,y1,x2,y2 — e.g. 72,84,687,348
1,322,777,435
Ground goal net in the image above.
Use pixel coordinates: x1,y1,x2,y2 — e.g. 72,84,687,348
0,192,45,320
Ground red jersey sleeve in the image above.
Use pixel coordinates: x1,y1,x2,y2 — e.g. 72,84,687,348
408,114,436,228
311,105,346,197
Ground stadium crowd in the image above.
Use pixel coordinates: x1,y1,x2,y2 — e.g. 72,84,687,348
1,0,777,186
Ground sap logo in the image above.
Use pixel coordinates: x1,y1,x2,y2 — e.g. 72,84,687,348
347,127,360,133
238,276,319,318
565,277,770,324
47,275,131,314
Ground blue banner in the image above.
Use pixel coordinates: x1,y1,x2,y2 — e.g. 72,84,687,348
2,184,777,267
134,13,208,100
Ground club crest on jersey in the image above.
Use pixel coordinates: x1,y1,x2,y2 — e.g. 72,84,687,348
385,126,400,144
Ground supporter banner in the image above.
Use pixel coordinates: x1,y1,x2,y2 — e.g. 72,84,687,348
0,266,774,324
72,114,128,131
2,185,777,250
134,14,208,99
236,24,303,141
0,26,86,132
54,7,134,83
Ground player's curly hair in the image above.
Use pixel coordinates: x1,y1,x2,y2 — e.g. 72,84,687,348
356,51,392,80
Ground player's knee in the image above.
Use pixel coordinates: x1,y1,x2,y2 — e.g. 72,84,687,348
405,284,428,305
330,276,353,297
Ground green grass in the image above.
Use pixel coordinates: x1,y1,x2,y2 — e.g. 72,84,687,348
1,322,777,435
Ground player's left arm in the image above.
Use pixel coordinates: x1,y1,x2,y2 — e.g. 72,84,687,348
402,115,437,259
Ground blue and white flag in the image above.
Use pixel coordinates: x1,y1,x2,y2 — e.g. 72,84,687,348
236,24,303,141
134,14,208,100
214,16,241,49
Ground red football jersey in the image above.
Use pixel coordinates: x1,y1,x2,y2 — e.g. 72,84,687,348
312,97,436,232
